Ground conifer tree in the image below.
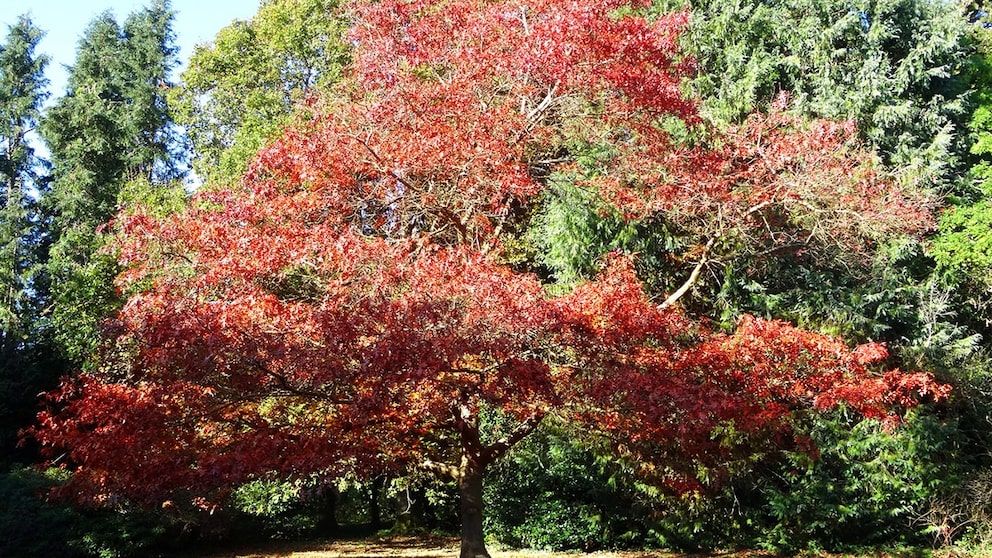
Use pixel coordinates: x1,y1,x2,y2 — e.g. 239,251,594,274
933,16,992,335
0,14,50,460
0,15,47,355
660,0,970,191
40,0,181,366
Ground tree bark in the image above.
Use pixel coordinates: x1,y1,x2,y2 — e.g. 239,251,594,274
458,460,489,558
318,484,338,534
370,475,384,530
449,402,543,558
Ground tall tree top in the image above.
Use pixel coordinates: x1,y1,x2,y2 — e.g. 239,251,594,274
0,15,49,126
1,14,49,344
39,0,182,366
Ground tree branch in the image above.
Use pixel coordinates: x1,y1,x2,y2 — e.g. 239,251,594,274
248,359,354,404
659,236,715,310
481,410,546,465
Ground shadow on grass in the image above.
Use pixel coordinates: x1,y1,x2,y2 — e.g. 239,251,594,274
188,532,951,558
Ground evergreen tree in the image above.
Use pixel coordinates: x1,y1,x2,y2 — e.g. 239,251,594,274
0,15,47,355
0,15,52,462
40,0,182,366
657,0,970,192
932,15,992,335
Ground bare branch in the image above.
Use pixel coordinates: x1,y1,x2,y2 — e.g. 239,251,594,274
659,236,715,310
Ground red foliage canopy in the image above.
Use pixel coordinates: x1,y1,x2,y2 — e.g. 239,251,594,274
29,2,944,551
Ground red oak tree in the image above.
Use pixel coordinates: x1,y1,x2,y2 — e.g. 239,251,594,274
30,1,945,557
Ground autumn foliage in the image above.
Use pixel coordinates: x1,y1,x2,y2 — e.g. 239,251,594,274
28,0,946,555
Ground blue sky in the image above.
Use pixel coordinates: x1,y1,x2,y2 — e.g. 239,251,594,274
1,0,261,99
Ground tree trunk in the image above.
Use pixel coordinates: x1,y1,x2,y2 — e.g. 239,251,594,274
449,401,543,558
458,462,489,558
318,484,338,534
370,475,384,530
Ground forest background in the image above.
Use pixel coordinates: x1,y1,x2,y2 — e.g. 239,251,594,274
4,0,992,556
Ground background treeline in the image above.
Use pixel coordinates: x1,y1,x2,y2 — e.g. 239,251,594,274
4,0,992,555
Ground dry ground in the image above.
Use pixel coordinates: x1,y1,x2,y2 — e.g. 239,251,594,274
195,535,952,558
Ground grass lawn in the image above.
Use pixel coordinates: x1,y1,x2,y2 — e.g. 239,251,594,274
193,535,971,558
